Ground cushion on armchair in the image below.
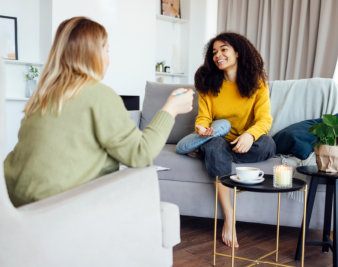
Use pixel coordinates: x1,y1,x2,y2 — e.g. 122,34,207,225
140,81,198,144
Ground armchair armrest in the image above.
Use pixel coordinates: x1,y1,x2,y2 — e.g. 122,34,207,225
160,201,180,248
1,167,174,267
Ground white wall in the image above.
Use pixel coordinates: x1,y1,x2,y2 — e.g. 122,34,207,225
1,0,213,97
1,0,43,100
51,0,156,99
187,0,207,84
0,0,41,62
39,0,52,62
187,0,219,84
0,59,6,159
2,0,214,155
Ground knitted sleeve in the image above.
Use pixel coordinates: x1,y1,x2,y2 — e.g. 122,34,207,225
245,82,273,140
195,93,213,132
92,84,174,167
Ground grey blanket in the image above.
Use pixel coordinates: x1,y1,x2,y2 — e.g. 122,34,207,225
268,78,338,136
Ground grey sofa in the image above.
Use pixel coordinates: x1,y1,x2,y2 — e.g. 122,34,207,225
130,78,338,230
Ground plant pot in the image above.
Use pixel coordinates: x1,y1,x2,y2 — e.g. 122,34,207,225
156,64,164,72
314,145,338,172
25,79,37,98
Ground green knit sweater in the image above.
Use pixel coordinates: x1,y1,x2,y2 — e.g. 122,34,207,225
4,82,174,206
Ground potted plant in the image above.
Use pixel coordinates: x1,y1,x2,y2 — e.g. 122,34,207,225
308,114,338,172
25,65,40,97
155,61,165,72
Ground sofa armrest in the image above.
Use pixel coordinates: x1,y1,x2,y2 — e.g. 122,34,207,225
160,201,181,248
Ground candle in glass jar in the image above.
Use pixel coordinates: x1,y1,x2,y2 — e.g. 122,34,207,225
273,165,293,188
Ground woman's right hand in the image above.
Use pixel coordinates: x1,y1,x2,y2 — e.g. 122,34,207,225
196,125,214,137
162,88,194,118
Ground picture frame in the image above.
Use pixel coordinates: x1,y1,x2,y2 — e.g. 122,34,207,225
0,15,18,60
161,0,181,19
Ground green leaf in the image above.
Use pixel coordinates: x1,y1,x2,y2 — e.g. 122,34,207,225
308,124,317,132
326,137,335,146
334,125,338,136
323,114,337,127
307,114,337,146
315,125,326,138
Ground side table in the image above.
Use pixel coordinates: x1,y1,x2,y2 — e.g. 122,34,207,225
295,165,338,267
213,174,307,267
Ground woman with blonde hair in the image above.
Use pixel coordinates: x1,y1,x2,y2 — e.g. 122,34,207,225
4,16,193,207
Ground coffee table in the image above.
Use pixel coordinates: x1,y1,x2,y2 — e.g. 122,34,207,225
213,174,307,267
295,165,338,267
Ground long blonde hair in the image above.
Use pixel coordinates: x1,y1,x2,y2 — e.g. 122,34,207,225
24,17,108,116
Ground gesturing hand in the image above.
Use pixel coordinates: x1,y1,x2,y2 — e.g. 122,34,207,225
162,88,194,118
196,125,214,138
230,133,254,153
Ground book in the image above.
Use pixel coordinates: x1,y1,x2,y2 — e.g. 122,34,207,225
119,164,170,172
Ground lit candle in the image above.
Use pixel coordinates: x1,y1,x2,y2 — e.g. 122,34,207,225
273,165,293,188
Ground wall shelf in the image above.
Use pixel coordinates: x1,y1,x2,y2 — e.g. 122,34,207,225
155,3,189,84
5,97,29,101
156,14,188,24
155,72,186,77
4,59,43,66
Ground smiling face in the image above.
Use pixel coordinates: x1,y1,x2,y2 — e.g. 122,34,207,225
212,40,238,74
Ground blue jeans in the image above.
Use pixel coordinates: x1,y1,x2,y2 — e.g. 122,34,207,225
176,119,231,154
200,135,276,179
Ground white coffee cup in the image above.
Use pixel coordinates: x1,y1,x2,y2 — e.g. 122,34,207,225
236,167,264,181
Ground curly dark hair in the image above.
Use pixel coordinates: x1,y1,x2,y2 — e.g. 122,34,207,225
194,32,267,98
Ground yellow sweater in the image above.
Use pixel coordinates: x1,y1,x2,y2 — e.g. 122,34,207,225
195,80,272,142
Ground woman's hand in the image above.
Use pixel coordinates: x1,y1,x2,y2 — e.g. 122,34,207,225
196,125,214,137
230,132,254,153
162,88,194,118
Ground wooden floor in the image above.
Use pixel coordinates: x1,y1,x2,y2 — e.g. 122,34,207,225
173,216,333,267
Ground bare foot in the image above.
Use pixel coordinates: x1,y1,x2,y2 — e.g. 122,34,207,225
222,221,239,248
187,151,199,158
186,149,202,159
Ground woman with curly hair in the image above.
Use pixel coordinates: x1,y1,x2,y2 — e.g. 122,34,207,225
194,32,275,247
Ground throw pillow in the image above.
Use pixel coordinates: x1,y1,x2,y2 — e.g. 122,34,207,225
272,114,338,160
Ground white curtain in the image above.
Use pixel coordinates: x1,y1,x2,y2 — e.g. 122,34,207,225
217,0,338,81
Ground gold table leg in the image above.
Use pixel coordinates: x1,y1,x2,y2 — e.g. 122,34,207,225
212,179,308,267
301,184,308,267
213,177,219,266
276,192,281,262
232,186,237,267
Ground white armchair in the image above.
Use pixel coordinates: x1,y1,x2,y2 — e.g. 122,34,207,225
0,60,180,267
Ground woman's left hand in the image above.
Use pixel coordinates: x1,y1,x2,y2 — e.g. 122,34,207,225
230,133,254,153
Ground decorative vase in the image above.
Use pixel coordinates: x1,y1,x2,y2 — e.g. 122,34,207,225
314,145,338,172
156,64,164,72
25,79,37,98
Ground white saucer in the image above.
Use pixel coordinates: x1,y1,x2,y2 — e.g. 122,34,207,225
230,175,265,185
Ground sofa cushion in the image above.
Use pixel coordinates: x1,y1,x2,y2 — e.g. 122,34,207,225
154,144,283,183
140,81,198,144
273,114,338,160
273,118,320,160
